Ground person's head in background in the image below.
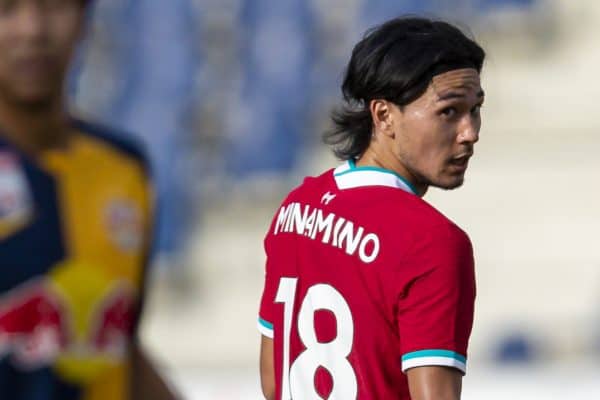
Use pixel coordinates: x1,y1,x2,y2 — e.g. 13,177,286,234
0,0,88,112
325,16,486,196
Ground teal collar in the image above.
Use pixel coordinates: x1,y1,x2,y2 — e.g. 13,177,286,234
333,160,416,195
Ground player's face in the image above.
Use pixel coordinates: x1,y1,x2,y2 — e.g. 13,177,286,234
0,0,84,107
391,68,484,192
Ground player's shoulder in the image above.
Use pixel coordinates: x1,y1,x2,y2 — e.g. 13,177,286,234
407,194,456,226
413,198,469,239
281,167,335,204
71,117,150,171
374,189,471,248
367,186,452,225
264,168,334,234
409,203,472,256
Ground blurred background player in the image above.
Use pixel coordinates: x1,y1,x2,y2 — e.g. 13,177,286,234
258,17,485,400
0,0,177,399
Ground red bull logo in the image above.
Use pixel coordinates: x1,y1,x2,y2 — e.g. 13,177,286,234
0,280,69,369
91,284,136,357
0,260,138,383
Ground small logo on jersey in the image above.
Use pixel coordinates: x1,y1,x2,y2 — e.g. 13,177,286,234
0,152,33,239
320,191,336,205
105,199,143,252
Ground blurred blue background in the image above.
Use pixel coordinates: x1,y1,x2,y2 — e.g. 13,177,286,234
71,0,600,398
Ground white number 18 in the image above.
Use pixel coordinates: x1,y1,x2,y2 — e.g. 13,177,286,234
275,277,358,399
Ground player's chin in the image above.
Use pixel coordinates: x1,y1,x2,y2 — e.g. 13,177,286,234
433,173,466,191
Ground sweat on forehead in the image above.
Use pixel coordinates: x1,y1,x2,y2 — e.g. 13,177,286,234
431,68,481,96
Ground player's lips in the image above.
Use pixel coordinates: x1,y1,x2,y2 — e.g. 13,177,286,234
448,153,472,170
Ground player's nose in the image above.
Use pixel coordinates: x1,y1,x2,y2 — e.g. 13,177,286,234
457,115,480,144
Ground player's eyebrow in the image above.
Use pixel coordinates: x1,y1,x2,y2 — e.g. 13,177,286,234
437,89,485,102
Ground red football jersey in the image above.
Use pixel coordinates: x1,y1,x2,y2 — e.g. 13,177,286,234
258,160,476,399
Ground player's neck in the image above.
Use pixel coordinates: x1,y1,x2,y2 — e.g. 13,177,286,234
0,95,71,155
356,148,428,197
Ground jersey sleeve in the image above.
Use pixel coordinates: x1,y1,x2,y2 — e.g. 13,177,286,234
257,244,277,339
396,223,476,375
257,192,299,339
258,211,287,339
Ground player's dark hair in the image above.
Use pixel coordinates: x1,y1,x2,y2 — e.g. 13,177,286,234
324,16,485,160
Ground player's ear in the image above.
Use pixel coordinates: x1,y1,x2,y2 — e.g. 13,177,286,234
369,99,395,138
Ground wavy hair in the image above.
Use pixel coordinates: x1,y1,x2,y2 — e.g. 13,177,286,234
324,16,485,160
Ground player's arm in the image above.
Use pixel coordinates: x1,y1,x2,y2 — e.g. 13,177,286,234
397,224,475,400
260,335,276,400
130,341,180,400
407,366,462,400
258,221,283,400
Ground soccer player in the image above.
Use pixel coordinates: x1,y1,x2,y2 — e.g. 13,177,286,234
258,17,485,400
0,1,177,399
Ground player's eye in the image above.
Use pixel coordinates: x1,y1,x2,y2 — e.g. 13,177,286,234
439,107,457,119
471,104,483,116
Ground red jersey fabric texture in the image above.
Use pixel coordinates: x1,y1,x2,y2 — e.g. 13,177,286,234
258,160,476,399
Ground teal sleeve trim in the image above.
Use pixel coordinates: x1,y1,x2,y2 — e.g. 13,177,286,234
258,317,273,330
402,349,466,363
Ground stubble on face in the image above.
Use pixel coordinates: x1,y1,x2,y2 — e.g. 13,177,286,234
394,68,483,193
432,68,482,189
